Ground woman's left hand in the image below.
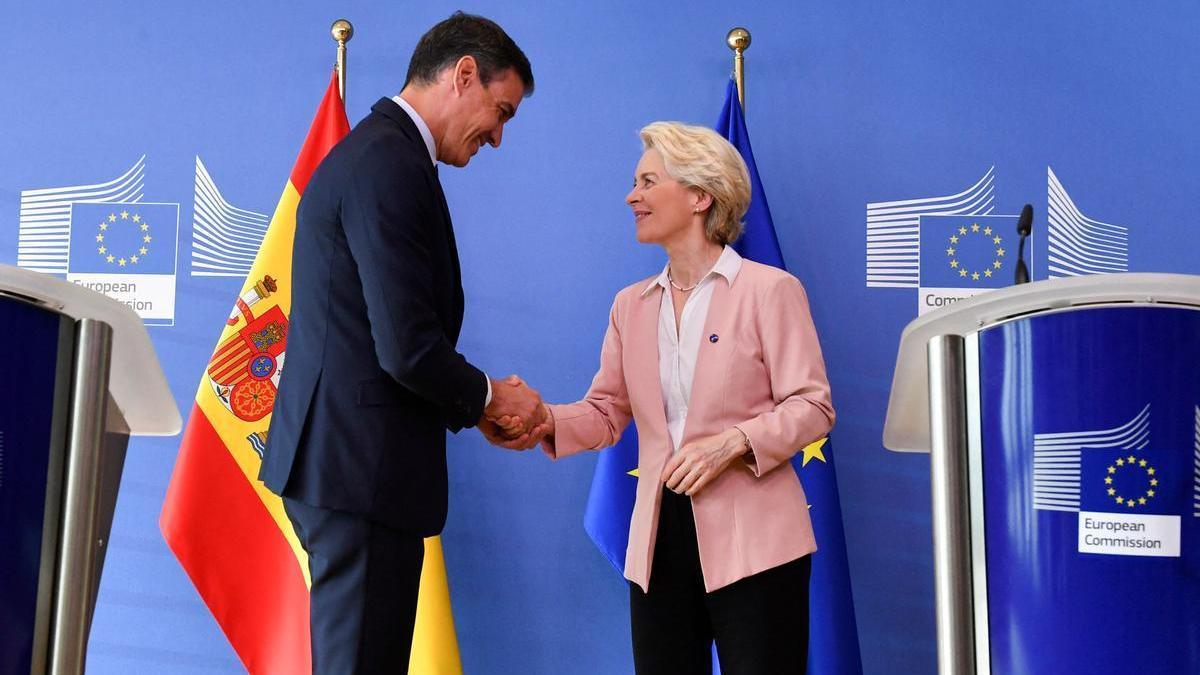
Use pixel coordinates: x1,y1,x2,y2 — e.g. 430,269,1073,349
661,427,750,497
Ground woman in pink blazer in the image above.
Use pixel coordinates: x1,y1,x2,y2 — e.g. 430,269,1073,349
498,122,834,674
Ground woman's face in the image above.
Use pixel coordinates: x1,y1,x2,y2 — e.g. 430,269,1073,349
625,149,700,246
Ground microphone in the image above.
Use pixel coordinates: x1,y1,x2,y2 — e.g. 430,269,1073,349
1014,203,1032,285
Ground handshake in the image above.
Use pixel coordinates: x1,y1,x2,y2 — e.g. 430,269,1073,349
477,375,554,450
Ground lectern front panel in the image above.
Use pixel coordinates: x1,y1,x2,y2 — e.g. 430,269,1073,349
976,306,1200,673
0,298,73,674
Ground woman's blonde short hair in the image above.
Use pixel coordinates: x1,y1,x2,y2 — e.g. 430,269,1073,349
639,121,751,246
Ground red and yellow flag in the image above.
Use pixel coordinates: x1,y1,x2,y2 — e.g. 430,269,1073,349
161,72,463,674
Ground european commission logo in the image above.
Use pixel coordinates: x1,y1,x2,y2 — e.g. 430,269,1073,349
866,166,1130,315
1032,405,1196,558
17,157,180,325
864,166,1030,315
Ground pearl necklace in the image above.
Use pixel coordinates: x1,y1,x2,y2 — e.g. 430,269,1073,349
667,269,699,293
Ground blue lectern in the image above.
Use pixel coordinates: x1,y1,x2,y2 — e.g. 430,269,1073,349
884,273,1200,674
0,266,180,674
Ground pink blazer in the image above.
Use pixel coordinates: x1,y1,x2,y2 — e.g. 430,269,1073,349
544,260,835,592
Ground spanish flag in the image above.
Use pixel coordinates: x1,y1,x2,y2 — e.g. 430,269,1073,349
160,71,464,674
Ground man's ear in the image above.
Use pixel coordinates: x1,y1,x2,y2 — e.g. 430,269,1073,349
451,55,478,96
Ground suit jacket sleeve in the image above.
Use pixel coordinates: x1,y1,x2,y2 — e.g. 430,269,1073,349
340,147,486,432
735,275,836,476
542,295,633,458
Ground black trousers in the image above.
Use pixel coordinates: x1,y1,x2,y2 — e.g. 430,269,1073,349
629,489,811,675
283,497,425,675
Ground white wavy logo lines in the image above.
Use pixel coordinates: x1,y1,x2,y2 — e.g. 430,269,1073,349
1193,406,1199,518
866,166,995,288
1032,405,1150,513
191,157,269,277
18,156,146,274
1047,167,1128,277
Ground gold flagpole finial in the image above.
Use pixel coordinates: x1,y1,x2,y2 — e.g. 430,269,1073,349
725,27,751,111
331,19,354,101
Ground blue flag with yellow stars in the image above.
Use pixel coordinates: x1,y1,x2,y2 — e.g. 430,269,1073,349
583,79,862,675
68,203,177,275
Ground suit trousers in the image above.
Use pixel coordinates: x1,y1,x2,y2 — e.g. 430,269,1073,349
283,497,425,675
628,488,811,675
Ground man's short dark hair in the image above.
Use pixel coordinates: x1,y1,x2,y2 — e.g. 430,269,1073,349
405,12,534,96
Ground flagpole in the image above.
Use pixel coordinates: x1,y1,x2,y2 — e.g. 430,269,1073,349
726,27,751,111
332,19,354,101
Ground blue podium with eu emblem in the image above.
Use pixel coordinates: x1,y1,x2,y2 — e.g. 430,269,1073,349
0,266,180,674
884,274,1200,675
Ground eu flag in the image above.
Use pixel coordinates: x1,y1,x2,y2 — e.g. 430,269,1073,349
583,79,862,674
68,202,178,275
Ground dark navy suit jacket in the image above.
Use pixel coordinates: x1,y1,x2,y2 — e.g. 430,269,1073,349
261,98,487,536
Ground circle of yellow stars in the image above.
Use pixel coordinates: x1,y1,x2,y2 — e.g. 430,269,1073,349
1105,454,1158,509
946,222,1004,283
95,210,152,267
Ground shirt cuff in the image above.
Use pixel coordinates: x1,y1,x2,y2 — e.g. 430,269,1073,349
483,372,492,408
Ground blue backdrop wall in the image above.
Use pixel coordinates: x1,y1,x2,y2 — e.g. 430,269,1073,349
3,2,1198,673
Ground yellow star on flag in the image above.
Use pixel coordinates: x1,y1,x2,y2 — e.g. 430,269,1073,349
144,235,152,243
141,223,149,232
99,223,108,231
971,223,980,232
958,226,968,235
130,255,139,264
983,226,992,235
950,235,959,244
971,272,980,281
800,437,829,468
118,258,127,267
997,248,1006,256
959,269,968,278
106,255,114,263
120,210,129,219
108,214,116,222
95,233,104,242
132,214,141,222
1127,455,1136,464
992,236,1002,244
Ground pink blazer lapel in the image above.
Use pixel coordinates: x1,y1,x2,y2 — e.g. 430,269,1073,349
626,286,669,439
680,279,734,444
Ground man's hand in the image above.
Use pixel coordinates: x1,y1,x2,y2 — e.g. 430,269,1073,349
660,428,750,497
478,376,550,450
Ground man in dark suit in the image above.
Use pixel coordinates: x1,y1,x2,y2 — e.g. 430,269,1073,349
260,13,543,673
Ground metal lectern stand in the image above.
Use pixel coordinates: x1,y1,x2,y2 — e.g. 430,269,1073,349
0,265,180,674
884,273,1200,675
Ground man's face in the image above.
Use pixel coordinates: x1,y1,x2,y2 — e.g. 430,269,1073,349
440,66,525,167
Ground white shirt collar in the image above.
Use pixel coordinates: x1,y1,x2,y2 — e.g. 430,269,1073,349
391,95,437,166
642,245,744,296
